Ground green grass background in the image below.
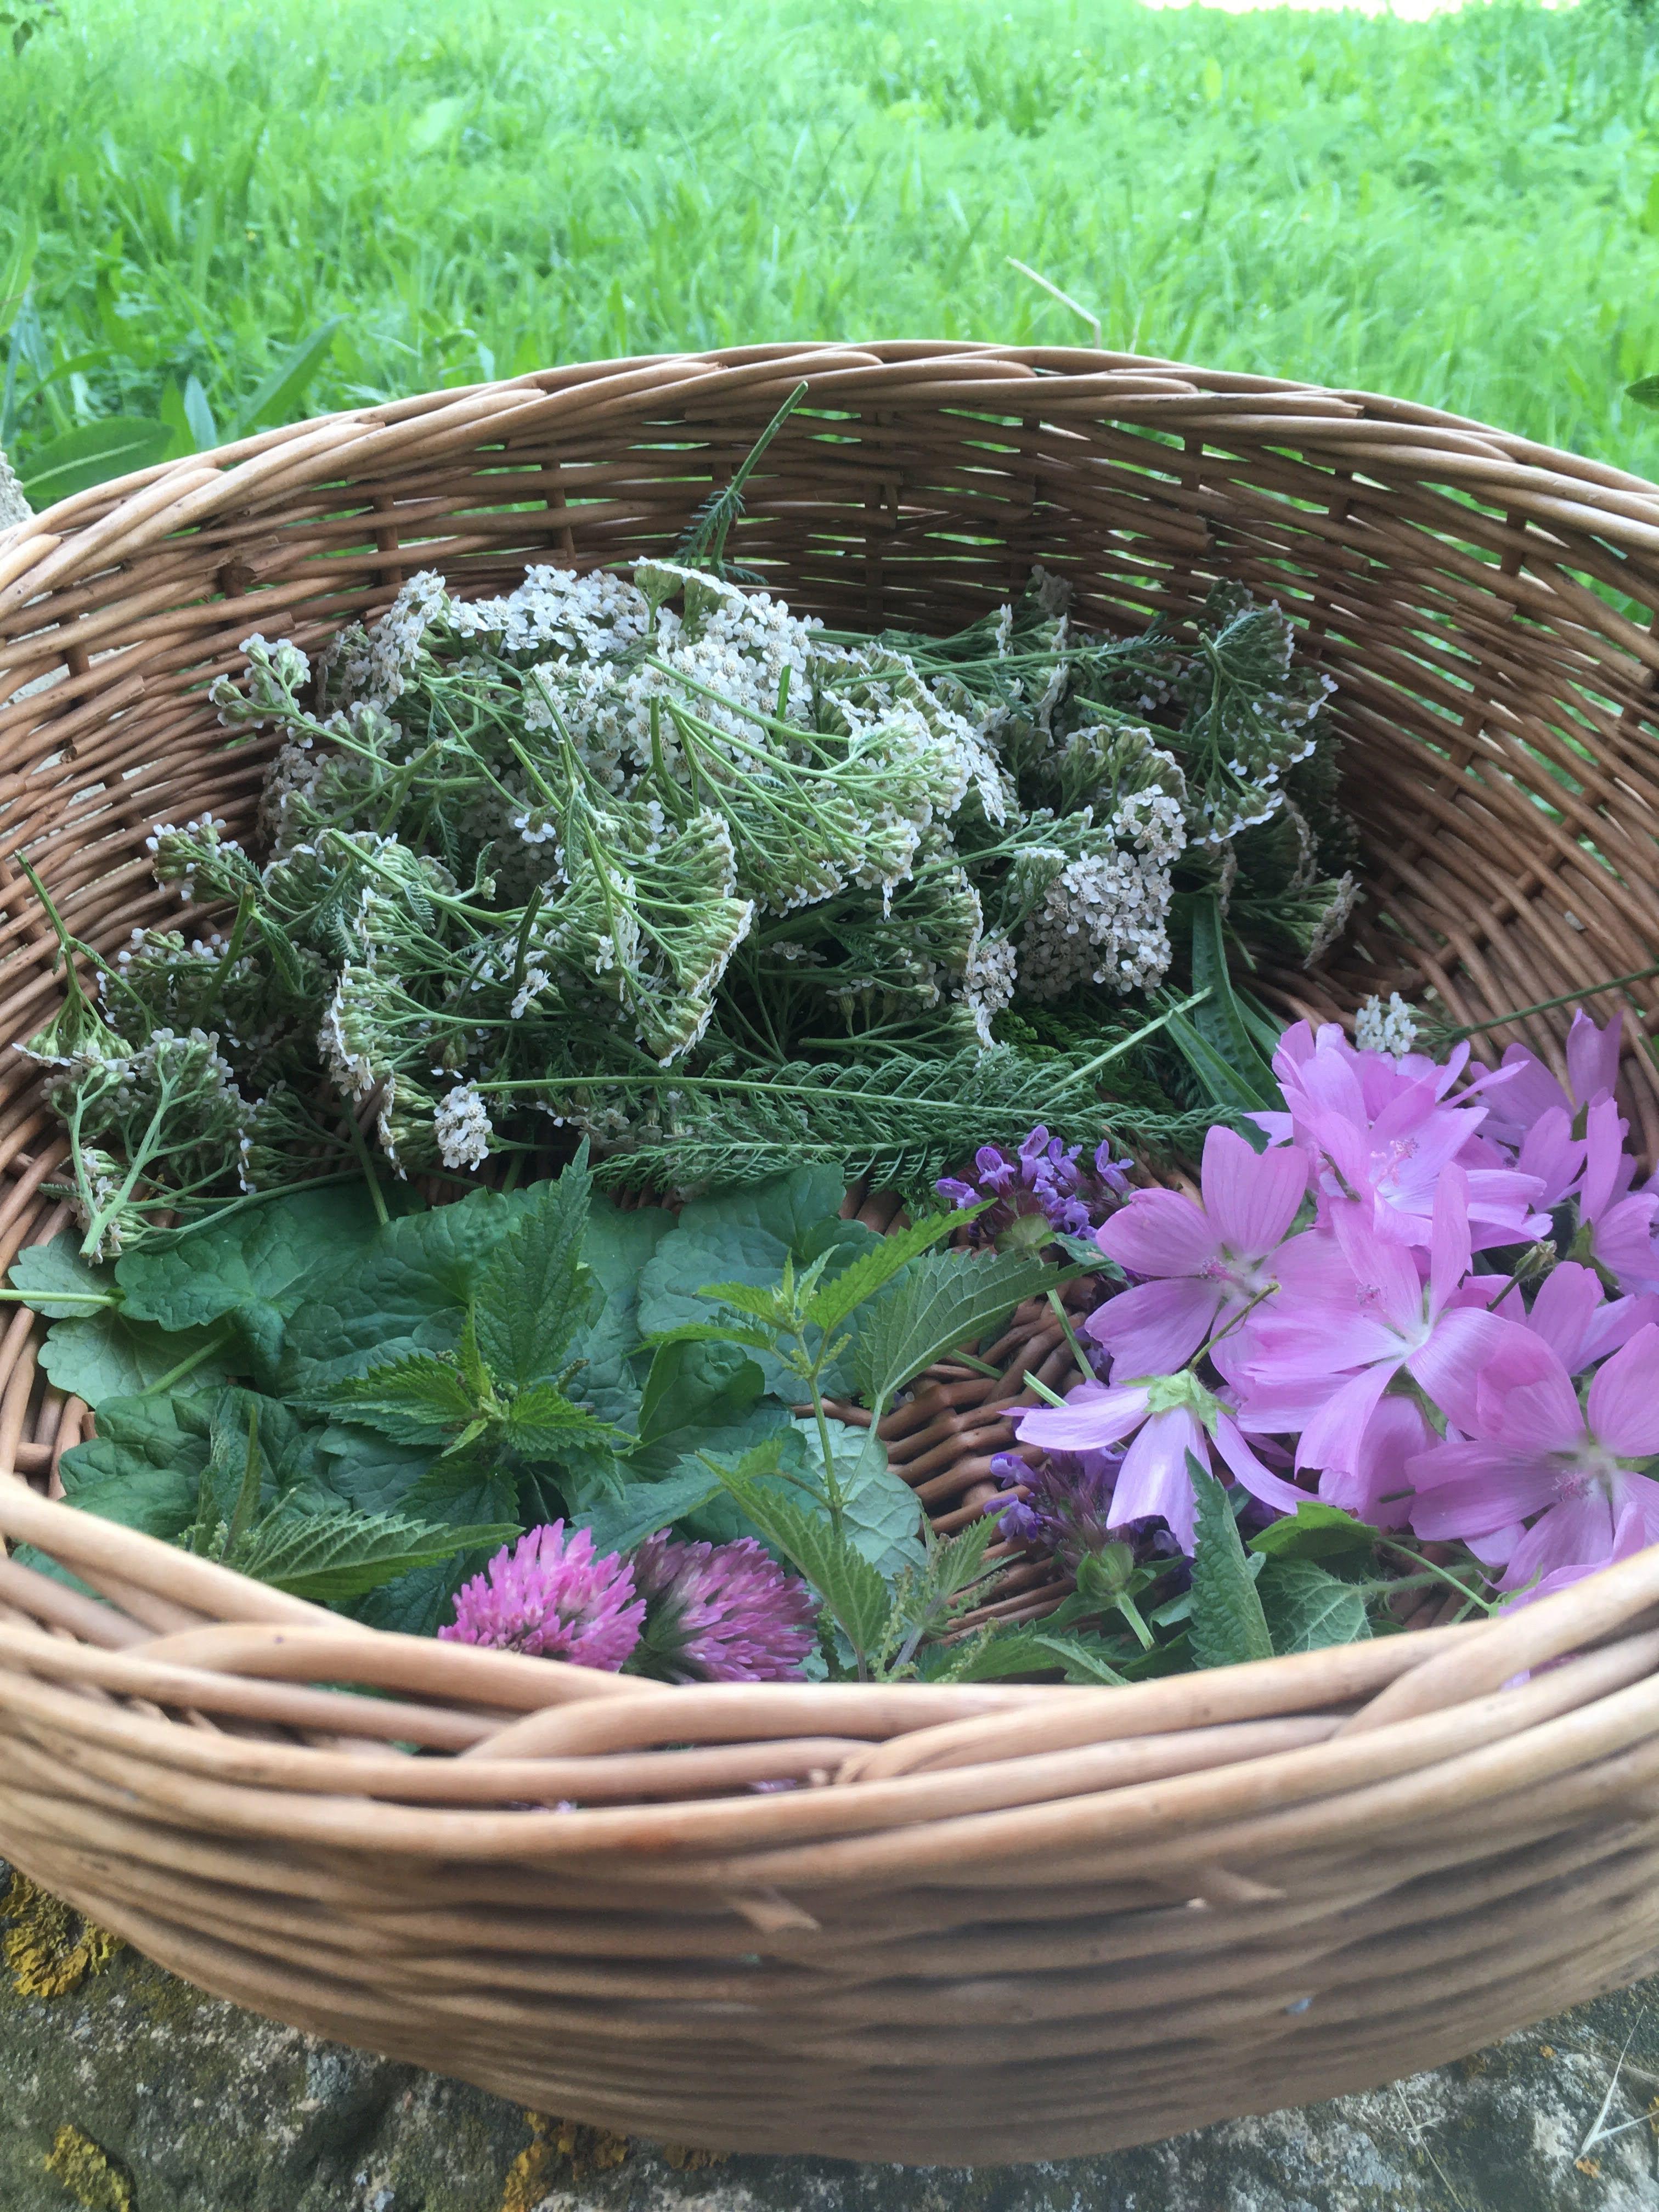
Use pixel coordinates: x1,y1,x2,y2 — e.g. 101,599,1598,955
3,0,1659,491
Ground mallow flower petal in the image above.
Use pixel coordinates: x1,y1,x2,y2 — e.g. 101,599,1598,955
1086,1276,1226,1378
1112,1407,1204,1553
1566,1007,1622,1113
1587,1321,1659,1458
1015,1381,1149,1456
1200,1124,1308,1255
1096,1189,1217,1279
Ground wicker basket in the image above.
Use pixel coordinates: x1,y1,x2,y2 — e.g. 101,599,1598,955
1,342,1658,2166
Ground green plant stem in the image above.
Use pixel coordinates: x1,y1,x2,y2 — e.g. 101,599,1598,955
139,1322,234,1399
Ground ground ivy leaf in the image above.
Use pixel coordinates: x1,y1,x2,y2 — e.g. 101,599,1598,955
787,1414,926,1580
116,1186,385,1386
1189,1460,1274,1669
636,1167,876,1395
37,1311,235,1407
8,1232,120,1320
281,1187,533,1393
565,1195,672,1429
1259,1556,1372,1654
57,1393,212,1539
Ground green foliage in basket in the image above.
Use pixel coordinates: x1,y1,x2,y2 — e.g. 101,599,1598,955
19,526,1353,1256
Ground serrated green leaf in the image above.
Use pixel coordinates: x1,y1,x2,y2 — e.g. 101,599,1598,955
565,1194,671,1420
226,1507,519,1602
7,1232,121,1319
504,1380,626,1459
281,1186,535,1395
57,1392,211,1539
802,1206,971,1337
475,1153,595,1388
636,1167,876,1396
694,1277,791,1325
713,1462,887,1657
786,1415,926,1579
630,1336,770,1479
849,1246,1059,1409
1249,1500,1380,1562
1189,1459,1274,1669
1258,1555,1373,1654
318,1353,476,1442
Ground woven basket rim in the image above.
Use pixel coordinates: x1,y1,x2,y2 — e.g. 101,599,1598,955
2,340,1657,1710
3,344,1659,2163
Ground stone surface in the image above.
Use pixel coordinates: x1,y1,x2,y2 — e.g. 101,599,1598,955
0,439,27,532
0,1927,1655,2212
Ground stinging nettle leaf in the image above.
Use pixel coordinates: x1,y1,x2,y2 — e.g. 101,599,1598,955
226,1507,520,1603
317,1354,477,1442
1258,1555,1372,1655
849,1246,1060,1409
712,1462,888,1657
1188,1459,1274,1670
475,1153,596,1389
801,1206,973,1339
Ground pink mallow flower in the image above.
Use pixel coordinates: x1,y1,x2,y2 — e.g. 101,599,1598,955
1480,1008,1623,1149
439,1522,645,1669
1087,1126,1309,1376
631,1532,818,1683
1261,1023,1543,1251
1014,1368,1306,1553
1409,1321,1659,1590
1573,1097,1659,1294
1234,1165,1523,1481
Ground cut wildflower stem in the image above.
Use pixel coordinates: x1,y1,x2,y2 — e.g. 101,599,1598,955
1444,964,1659,1038
1047,1288,1093,1386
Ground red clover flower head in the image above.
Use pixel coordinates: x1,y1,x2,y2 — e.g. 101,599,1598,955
630,1532,819,1683
439,1522,645,1670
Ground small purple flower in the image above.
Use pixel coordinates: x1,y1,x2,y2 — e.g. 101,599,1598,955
630,1532,819,1683
985,1451,1192,1585
938,1125,1133,1252
439,1522,645,1669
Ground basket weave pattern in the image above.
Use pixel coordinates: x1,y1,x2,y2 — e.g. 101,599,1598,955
1,343,1658,2163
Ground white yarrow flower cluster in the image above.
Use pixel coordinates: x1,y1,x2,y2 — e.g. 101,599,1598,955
433,1081,493,1171
1355,991,1420,1059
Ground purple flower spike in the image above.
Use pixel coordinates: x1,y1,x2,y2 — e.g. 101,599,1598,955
935,1125,1136,1252
439,1522,645,1669
631,1532,819,1683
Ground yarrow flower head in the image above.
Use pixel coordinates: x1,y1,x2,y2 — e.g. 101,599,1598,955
629,1532,818,1682
439,1523,646,1668
1354,991,1419,1059
433,1081,493,1172
938,1128,1133,1252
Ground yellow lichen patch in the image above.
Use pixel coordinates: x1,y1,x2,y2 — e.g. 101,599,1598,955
43,2124,132,2212
501,2110,633,2208
2,1872,120,1999
663,2143,730,2170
